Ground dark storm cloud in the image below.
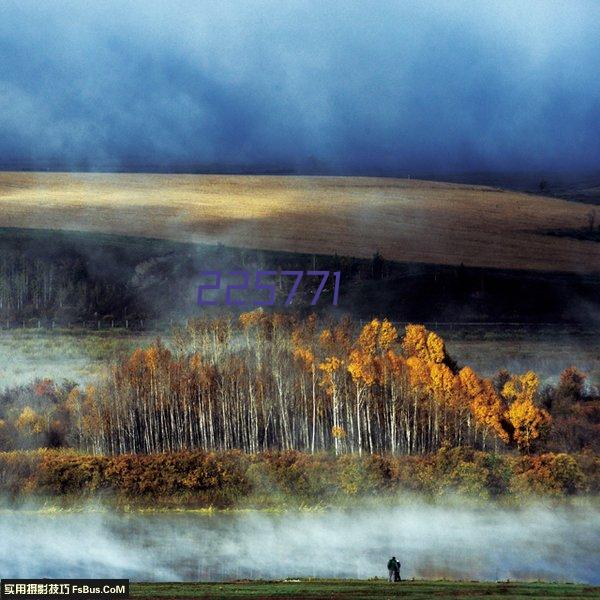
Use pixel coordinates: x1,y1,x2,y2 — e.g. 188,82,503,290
0,0,598,173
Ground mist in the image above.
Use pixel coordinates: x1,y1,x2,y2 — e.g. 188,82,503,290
0,1,599,174
1,502,599,583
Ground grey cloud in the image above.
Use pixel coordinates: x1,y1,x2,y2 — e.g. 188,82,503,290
0,0,598,173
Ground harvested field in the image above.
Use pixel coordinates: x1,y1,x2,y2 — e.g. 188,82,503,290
0,172,598,272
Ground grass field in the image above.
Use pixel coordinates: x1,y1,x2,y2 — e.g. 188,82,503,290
0,329,156,387
131,580,600,599
441,324,600,382
0,172,598,273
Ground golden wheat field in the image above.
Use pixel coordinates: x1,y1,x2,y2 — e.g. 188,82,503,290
0,171,598,272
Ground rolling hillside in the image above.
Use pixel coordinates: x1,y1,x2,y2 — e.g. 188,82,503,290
0,172,598,273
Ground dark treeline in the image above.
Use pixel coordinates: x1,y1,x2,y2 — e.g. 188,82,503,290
1,314,597,457
0,228,598,326
0,229,374,325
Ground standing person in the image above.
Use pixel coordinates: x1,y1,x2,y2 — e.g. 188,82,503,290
394,558,401,582
387,556,398,582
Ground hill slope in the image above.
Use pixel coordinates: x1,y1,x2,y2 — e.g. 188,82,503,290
0,172,598,272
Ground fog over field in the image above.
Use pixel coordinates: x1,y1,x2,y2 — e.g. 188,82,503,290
1,503,599,583
0,326,598,390
0,331,157,389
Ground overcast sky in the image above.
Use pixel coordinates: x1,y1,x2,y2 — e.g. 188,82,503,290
1,0,598,174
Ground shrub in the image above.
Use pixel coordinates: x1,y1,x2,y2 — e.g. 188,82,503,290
511,453,586,496
0,450,43,495
37,451,107,495
0,449,595,507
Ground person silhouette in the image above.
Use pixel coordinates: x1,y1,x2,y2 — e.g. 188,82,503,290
394,558,402,582
387,556,399,582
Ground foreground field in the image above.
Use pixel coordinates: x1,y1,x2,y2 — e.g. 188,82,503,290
0,172,598,272
131,580,600,599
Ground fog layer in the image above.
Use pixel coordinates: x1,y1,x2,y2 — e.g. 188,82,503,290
1,504,598,583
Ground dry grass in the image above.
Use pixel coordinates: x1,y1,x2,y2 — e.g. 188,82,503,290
0,172,598,272
132,580,600,599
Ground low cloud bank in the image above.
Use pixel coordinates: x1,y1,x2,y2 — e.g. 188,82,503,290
1,503,598,583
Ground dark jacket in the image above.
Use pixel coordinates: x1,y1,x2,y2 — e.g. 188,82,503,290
387,558,398,571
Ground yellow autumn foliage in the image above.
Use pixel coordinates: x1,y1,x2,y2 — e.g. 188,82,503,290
319,356,342,395
459,367,510,444
16,406,44,434
331,426,347,439
506,397,552,452
502,371,539,404
426,331,446,364
239,308,264,330
402,324,446,364
293,347,315,370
